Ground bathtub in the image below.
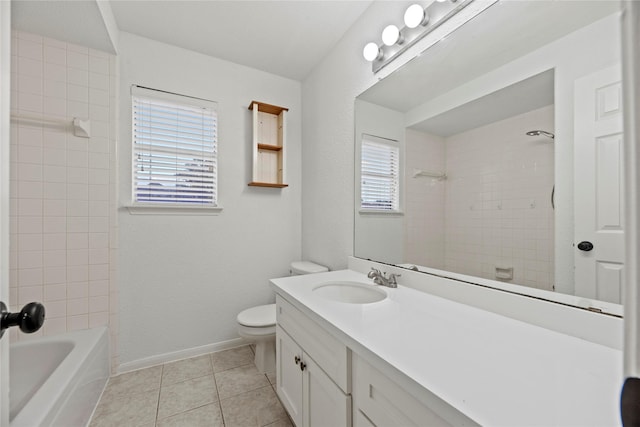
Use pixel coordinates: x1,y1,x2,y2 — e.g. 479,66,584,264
9,327,110,427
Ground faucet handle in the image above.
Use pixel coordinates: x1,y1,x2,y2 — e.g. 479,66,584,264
367,267,381,279
388,273,401,285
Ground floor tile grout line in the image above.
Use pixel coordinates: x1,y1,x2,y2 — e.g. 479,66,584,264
218,383,275,403
161,370,215,388
211,352,228,427
154,364,164,426
156,400,220,424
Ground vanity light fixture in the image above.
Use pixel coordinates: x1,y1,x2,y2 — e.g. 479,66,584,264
382,25,403,46
363,42,382,61
404,4,429,29
363,0,472,73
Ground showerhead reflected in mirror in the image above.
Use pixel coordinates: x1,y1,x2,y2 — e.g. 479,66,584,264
526,130,555,139
354,0,623,315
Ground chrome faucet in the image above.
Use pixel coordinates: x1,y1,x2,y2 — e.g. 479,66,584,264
367,268,400,288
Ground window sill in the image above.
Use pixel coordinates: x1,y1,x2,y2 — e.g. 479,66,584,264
358,209,404,216
125,204,224,215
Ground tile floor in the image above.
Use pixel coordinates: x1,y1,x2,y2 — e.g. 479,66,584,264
90,345,293,427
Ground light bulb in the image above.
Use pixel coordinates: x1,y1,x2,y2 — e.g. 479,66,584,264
382,25,402,46
404,4,428,28
363,42,381,61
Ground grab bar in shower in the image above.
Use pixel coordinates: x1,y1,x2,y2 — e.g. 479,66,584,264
412,169,447,180
11,113,91,138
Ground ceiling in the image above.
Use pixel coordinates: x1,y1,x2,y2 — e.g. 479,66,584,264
411,69,554,137
11,0,373,81
12,0,118,53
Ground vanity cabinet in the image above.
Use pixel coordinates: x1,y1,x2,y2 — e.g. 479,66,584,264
275,295,351,427
275,295,474,427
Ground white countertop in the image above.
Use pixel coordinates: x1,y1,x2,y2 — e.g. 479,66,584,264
270,269,623,426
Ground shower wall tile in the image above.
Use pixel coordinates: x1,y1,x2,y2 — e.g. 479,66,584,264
405,106,554,290
10,31,118,368
444,105,555,290
404,129,446,269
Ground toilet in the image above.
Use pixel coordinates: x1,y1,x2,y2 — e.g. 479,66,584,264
236,261,328,373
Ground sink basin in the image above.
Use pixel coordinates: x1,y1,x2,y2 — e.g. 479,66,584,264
312,281,387,304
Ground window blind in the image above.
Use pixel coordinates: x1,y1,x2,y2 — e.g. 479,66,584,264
132,86,218,206
361,135,400,211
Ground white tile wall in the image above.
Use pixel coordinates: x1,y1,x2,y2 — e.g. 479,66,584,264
445,106,555,290
404,129,446,269
9,31,119,368
404,106,555,291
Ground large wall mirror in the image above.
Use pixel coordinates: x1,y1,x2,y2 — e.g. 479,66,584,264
354,1,624,315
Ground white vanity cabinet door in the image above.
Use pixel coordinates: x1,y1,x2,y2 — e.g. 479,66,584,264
277,325,304,427
277,325,351,427
303,355,351,427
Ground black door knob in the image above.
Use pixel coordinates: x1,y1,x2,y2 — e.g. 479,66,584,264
0,301,45,338
577,241,594,251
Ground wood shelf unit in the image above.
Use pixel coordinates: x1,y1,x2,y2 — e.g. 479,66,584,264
249,101,288,188
257,143,282,152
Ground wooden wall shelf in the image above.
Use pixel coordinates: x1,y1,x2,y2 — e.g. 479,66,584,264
248,101,289,188
257,143,283,152
248,182,289,188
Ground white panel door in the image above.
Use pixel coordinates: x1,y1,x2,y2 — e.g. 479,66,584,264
0,1,11,425
574,64,624,304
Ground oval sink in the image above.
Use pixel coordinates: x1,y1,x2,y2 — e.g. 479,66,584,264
312,281,387,304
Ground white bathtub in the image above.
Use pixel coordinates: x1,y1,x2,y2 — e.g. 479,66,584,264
9,327,110,427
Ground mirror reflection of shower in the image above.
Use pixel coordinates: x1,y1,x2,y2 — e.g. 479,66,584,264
526,130,556,211
526,130,555,139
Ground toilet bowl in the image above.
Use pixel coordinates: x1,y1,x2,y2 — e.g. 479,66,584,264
237,304,276,373
237,261,328,373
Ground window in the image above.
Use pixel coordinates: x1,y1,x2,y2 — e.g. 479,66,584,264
132,86,218,208
360,134,400,212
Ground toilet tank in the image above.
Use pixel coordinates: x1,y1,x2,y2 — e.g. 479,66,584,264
290,261,328,275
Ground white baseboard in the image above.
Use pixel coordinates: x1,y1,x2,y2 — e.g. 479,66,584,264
115,337,249,375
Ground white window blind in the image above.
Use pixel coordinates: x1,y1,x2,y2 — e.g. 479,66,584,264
360,135,400,211
132,86,218,207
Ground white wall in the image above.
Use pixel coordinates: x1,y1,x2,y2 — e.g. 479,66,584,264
9,31,118,369
118,33,301,366
301,2,408,270
354,99,405,263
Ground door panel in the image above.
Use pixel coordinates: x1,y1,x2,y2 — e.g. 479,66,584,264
574,64,624,304
1,2,12,426
303,356,350,427
276,326,303,427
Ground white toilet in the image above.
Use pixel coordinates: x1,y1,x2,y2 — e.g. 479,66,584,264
236,261,328,373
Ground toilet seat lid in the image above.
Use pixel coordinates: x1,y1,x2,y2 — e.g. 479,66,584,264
237,304,276,327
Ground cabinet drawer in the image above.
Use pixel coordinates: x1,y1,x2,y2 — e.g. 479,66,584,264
276,295,350,392
353,354,475,427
